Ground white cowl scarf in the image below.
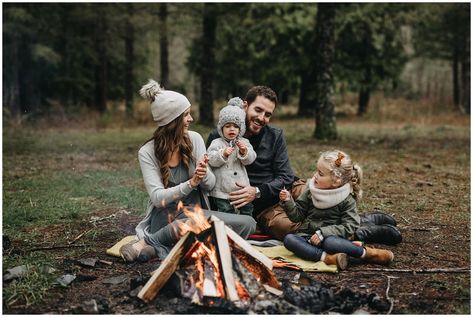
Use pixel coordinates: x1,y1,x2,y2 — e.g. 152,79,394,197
308,181,352,209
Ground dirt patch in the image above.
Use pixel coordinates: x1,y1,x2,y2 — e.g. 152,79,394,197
3,204,470,314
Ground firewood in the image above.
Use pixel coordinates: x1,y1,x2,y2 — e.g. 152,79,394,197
224,224,273,270
138,232,192,302
211,216,239,301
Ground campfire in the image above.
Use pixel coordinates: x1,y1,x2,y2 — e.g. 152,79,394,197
137,204,281,306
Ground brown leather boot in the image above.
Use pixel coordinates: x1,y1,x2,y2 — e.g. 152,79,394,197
323,253,348,270
363,247,394,265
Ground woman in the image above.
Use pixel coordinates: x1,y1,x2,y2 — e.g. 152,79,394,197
120,79,256,262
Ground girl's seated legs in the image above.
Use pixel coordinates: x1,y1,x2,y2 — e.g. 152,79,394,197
322,235,365,258
283,233,324,261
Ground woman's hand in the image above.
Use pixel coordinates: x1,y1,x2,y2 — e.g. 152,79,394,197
235,140,247,156
279,187,290,202
223,147,234,158
309,233,322,246
190,154,209,187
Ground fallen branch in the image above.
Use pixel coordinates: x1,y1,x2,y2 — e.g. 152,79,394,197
68,228,92,245
400,216,410,224
411,227,439,232
385,275,399,314
26,244,89,252
360,267,469,274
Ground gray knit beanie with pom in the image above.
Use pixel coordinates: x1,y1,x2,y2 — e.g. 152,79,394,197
217,97,246,139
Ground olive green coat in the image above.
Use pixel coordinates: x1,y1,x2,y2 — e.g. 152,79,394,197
281,187,360,238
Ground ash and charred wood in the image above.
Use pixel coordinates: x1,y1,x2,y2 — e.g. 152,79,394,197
233,246,281,290
263,284,284,296
201,296,247,314
170,268,198,298
359,267,469,274
211,216,239,301
138,232,193,302
203,258,220,297
224,224,273,269
232,253,263,299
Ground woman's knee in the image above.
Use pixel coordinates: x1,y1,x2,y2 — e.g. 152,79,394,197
228,214,256,238
243,215,257,235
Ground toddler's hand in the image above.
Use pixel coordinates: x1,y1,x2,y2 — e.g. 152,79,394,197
235,140,247,156
309,233,321,246
279,188,290,202
223,147,234,158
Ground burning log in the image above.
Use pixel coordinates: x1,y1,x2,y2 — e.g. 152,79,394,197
137,212,280,305
137,231,194,302
212,217,239,301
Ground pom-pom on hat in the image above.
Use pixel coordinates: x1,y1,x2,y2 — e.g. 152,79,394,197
217,97,246,139
139,79,191,127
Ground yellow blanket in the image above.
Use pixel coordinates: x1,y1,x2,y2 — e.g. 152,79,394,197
107,236,337,273
254,245,338,273
106,235,136,257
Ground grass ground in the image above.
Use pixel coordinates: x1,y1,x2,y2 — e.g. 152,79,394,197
2,99,470,313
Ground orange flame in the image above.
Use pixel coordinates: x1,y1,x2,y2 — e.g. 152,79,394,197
175,204,210,236
188,238,225,298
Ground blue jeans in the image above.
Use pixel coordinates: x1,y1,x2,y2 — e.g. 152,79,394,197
284,234,364,261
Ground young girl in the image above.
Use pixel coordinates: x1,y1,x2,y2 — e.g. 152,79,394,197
279,150,393,270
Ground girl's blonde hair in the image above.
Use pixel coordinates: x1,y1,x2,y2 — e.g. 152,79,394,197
319,150,363,201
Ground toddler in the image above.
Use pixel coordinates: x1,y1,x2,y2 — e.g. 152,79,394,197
279,150,394,270
207,97,257,216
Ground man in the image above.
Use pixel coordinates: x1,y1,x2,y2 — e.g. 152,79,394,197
206,85,403,245
206,86,304,239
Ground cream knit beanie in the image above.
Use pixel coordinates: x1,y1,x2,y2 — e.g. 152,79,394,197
139,79,191,127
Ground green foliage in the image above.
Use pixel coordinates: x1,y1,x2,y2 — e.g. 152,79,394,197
334,4,410,93
411,3,470,60
187,3,317,100
2,3,468,121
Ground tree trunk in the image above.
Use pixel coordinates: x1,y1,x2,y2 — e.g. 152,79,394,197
94,7,107,113
59,5,73,108
313,3,337,140
8,34,21,117
18,35,35,115
452,46,460,107
460,31,470,114
357,87,371,116
125,3,135,116
199,3,217,127
159,3,169,89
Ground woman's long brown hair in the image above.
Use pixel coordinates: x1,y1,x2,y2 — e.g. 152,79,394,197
143,112,194,187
